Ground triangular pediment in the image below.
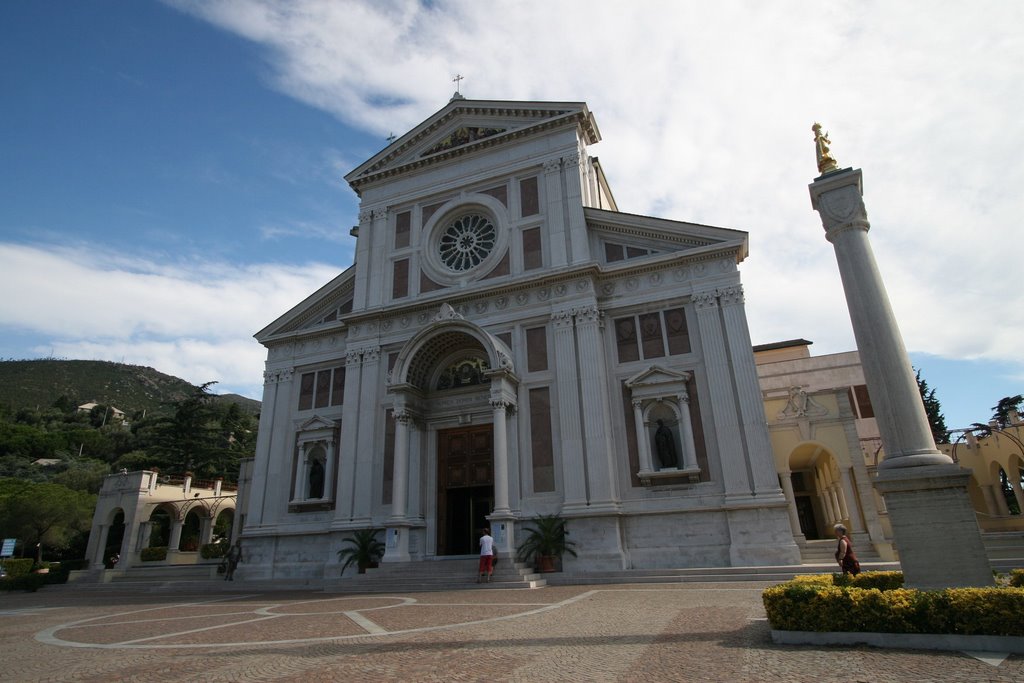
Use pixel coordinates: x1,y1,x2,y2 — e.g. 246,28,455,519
625,365,692,389
254,266,355,343
586,207,750,264
345,99,599,193
297,415,338,433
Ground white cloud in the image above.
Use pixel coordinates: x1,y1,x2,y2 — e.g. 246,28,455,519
0,242,340,398
162,0,1024,370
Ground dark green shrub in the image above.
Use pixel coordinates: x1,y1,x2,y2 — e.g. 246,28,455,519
1,559,34,577
140,546,167,562
1,573,47,592
1009,569,1024,587
200,542,227,559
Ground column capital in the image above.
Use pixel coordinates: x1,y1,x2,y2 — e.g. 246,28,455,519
809,168,869,236
692,290,718,310
345,349,363,366
543,158,562,174
717,285,745,306
551,309,575,329
573,304,602,326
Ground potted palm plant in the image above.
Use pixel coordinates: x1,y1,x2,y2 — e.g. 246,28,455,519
337,528,386,575
516,514,577,572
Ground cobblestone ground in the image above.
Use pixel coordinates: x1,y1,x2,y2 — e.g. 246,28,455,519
0,581,1019,682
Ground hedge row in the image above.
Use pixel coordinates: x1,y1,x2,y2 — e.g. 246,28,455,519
764,573,1024,636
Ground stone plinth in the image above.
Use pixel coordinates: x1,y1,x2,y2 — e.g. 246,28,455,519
873,465,992,589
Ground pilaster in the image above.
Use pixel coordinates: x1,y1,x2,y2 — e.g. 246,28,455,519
551,308,587,508
543,158,568,267
692,289,752,499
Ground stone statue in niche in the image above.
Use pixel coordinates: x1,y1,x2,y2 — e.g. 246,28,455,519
654,419,678,468
308,458,325,499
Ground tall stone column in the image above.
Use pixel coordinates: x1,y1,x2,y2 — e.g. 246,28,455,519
383,408,413,563
632,400,655,473
1008,477,1024,515
491,400,511,515
676,391,699,471
778,471,805,538
992,484,1011,517
809,136,991,588
838,468,865,532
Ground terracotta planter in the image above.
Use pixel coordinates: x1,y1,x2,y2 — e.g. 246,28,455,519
537,555,557,573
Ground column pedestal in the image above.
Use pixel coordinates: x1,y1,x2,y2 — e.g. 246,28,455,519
874,465,992,589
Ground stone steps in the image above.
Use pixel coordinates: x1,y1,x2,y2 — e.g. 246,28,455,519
324,557,547,593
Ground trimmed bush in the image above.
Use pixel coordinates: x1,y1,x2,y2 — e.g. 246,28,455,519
1,559,34,577
1,573,47,592
764,578,1024,636
140,546,168,562
834,570,904,591
1009,569,1024,588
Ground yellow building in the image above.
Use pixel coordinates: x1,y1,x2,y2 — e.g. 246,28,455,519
755,339,1024,564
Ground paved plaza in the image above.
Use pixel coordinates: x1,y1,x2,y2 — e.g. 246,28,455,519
0,581,1020,682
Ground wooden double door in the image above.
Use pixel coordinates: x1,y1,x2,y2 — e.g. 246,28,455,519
436,425,493,555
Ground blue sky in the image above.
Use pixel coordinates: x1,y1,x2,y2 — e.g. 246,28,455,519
1,1,1021,432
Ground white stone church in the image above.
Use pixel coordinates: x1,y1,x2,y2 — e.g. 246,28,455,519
239,97,801,579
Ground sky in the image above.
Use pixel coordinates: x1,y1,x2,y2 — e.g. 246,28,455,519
1,0,1021,431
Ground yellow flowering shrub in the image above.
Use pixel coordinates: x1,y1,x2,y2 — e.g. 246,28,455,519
763,579,1024,636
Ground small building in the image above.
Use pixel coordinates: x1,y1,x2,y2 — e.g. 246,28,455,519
83,470,237,572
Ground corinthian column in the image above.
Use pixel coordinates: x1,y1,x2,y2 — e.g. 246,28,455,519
809,130,990,588
491,399,511,515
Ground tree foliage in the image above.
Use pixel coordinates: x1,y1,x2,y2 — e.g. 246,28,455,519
992,395,1023,429
0,479,95,560
914,368,949,444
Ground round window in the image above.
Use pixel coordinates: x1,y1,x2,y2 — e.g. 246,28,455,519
438,213,496,272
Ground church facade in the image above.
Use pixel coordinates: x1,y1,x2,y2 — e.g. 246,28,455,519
240,98,800,578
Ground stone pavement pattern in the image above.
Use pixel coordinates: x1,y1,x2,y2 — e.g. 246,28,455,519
0,582,1020,682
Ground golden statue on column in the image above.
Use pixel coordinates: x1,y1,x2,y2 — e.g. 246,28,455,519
812,122,839,174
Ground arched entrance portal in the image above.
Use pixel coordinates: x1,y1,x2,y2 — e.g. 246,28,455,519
787,443,849,540
386,305,518,561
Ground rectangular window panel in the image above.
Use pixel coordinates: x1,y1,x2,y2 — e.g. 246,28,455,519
664,308,691,355
314,370,331,408
519,176,539,217
395,211,411,249
522,227,542,270
853,384,875,418
529,387,555,492
495,332,512,349
639,313,665,359
481,185,508,206
330,367,345,406
526,326,548,372
392,258,409,299
298,373,315,411
615,317,639,363
605,243,624,262
421,202,444,228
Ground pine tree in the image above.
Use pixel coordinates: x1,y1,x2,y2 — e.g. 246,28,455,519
915,368,949,444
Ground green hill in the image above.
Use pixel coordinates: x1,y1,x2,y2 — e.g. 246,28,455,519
0,359,260,417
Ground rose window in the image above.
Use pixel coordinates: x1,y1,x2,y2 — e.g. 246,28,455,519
438,214,496,271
